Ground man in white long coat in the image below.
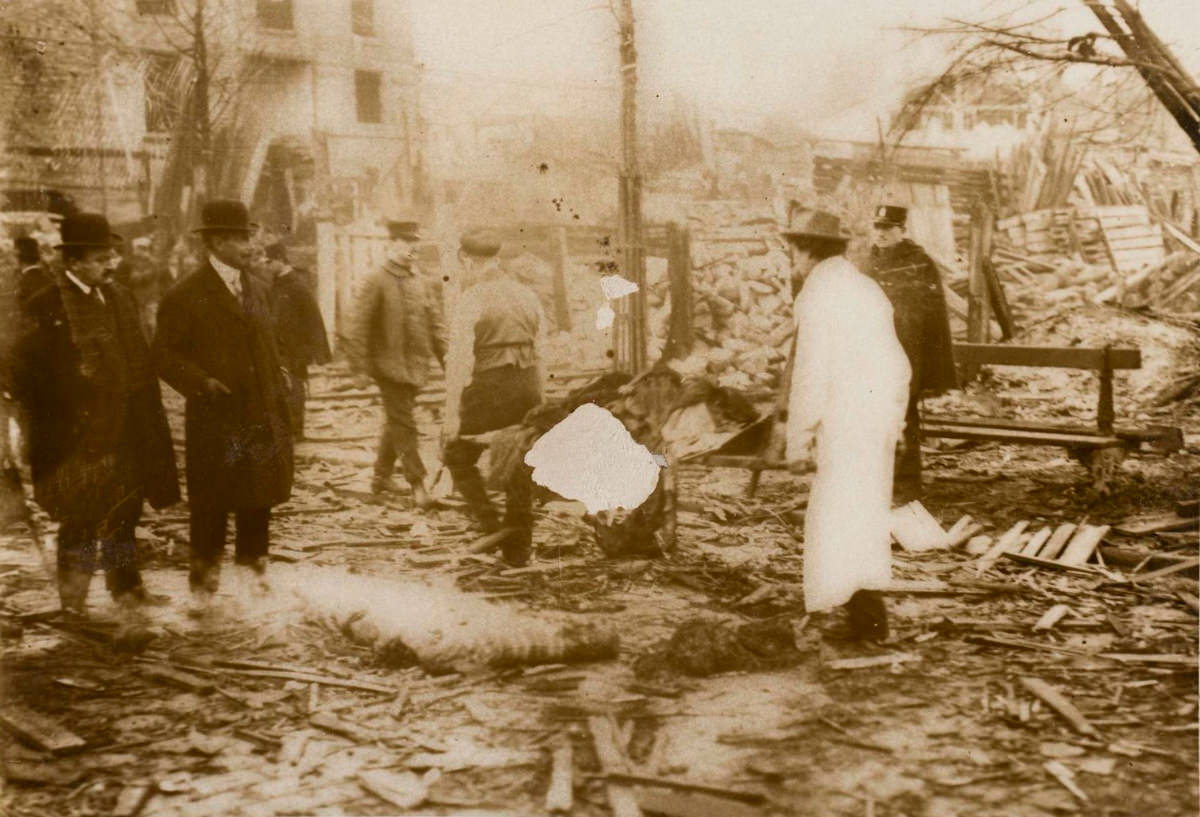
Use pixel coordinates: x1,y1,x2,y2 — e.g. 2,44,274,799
782,207,911,639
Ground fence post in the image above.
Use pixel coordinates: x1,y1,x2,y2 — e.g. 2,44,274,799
663,222,693,359
965,202,994,381
552,226,572,332
314,219,338,352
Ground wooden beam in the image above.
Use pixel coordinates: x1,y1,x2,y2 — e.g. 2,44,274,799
951,344,1141,370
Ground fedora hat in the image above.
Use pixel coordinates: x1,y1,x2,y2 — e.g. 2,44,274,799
192,199,258,234
55,212,122,249
780,203,849,244
873,204,908,228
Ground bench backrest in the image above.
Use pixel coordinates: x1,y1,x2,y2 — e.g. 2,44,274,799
953,343,1141,371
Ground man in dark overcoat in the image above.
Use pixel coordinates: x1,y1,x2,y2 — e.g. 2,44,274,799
10,213,179,620
867,205,957,500
154,200,293,614
263,241,330,439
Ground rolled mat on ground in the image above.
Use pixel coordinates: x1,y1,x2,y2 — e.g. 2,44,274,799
291,568,618,672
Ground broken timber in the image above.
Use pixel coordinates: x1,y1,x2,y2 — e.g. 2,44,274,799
1020,677,1100,737
545,735,574,813
588,716,643,817
0,706,87,754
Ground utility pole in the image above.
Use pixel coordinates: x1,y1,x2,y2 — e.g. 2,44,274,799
193,0,211,199
87,0,109,215
616,0,647,373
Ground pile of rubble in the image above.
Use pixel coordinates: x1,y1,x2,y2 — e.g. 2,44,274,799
645,212,795,393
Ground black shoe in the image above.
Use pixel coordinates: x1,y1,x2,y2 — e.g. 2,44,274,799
845,589,888,642
500,528,532,567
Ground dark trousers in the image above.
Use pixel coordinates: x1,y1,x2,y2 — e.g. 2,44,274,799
897,390,922,486
57,491,143,597
374,379,425,485
284,366,307,438
188,504,270,588
446,365,542,532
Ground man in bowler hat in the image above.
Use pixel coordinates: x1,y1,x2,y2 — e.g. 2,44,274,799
154,199,294,615
868,205,956,500
10,213,179,629
345,217,445,507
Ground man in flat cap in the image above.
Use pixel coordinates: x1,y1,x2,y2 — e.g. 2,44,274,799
345,218,446,507
868,205,956,501
781,204,910,641
442,229,545,565
154,199,294,615
11,212,179,631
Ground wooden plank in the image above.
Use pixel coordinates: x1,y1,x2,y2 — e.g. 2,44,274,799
1032,604,1072,632
977,521,1029,571
1022,671,1099,734
826,653,919,670
545,736,574,813
0,707,87,755
588,716,642,817
1036,524,1078,561
113,784,155,817
1113,513,1198,535
921,423,1121,448
141,665,216,694
1058,525,1111,566
633,788,764,817
596,773,766,806
1020,526,1053,556
952,344,1141,370
1002,552,1109,576
1130,557,1200,584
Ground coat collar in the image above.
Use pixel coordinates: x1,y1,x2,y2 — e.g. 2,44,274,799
197,261,250,323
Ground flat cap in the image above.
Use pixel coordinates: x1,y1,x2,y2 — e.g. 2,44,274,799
459,229,501,258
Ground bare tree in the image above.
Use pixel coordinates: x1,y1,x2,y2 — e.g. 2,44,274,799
895,1,1200,155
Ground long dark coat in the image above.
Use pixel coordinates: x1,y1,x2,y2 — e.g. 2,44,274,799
154,261,293,509
270,270,330,376
868,239,958,396
11,275,179,522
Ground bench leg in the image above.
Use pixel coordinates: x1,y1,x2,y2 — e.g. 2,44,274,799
1073,446,1126,496
746,469,763,499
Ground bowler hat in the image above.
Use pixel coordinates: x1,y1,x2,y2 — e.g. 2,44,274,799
55,212,122,249
192,199,257,234
459,229,501,258
780,204,849,244
385,219,420,241
873,204,908,228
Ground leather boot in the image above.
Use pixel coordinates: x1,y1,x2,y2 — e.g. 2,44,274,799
187,558,221,619
411,483,433,511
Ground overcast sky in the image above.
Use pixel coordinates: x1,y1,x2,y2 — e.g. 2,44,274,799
409,0,1200,135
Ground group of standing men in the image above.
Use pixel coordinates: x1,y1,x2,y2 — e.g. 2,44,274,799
3,192,952,644
4,200,330,629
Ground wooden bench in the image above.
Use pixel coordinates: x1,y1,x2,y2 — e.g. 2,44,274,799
924,343,1182,492
698,342,1182,496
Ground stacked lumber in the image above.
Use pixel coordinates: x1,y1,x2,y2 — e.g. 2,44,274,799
996,205,1165,273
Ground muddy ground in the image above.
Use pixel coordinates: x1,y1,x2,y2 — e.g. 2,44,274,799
1,358,1197,817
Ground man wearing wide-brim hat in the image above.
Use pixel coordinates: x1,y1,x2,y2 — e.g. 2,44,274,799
10,212,179,635
779,202,911,642
344,216,446,508
153,199,294,616
867,205,957,501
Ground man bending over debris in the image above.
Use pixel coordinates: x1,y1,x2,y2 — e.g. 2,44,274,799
782,206,911,640
442,229,545,565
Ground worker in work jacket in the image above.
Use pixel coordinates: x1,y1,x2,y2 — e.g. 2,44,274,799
442,229,545,566
345,218,447,507
867,205,957,500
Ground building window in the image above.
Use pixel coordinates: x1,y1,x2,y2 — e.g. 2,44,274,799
355,70,382,123
136,0,175,13
144,53,181,133
351,0,375,37
257,0,294,30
